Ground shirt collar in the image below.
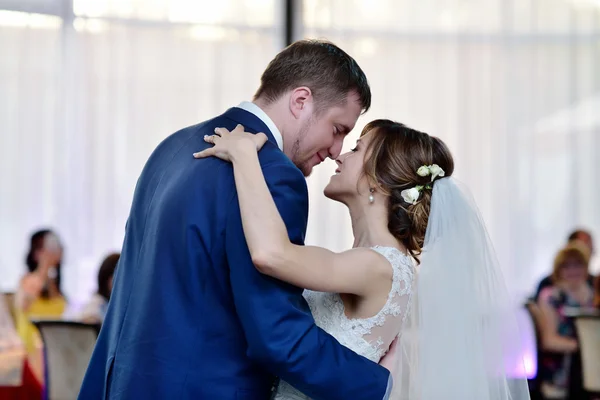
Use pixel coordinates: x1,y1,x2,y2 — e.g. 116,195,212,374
236,101,283,151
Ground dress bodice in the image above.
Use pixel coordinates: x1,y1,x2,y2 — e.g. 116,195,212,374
275,246,416,400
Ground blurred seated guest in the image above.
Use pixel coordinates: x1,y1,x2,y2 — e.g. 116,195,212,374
537,242,594,398
534,229,596,301
0,294,43,399
79,253,119,323
567,228,600,275
568,229,594,253
14,229,66,382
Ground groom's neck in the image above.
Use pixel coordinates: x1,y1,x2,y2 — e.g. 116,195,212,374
253,98,295,158
253,99,284,132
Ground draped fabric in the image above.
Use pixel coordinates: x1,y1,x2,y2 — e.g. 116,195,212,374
1,0,600,309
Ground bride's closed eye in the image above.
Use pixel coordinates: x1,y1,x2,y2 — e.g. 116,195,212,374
350,138,362,153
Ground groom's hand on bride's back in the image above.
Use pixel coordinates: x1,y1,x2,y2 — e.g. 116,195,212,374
379,336,399,375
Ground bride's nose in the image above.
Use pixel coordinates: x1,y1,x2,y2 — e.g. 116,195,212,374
336,151,352,164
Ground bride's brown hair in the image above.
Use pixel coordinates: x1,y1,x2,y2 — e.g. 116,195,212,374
361,119,454,260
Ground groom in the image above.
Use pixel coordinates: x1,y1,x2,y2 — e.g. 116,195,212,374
79,39,391,399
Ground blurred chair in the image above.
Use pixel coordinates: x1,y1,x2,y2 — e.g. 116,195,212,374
524,301,544,400
574,316,600,397
32,320,100,400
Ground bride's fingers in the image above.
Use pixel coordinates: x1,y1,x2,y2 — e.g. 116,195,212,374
255,132,268,145
214,127,230,136
193,148,215,159
232,124,245,134
214,125,246,138
204,135,218,144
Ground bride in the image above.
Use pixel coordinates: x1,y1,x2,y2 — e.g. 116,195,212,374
194,119,530,400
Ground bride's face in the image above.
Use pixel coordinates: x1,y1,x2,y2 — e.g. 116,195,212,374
324,130,373,202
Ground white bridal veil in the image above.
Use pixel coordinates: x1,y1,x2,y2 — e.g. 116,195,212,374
391,178,530,400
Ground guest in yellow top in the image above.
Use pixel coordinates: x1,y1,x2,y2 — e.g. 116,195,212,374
14,229,67,357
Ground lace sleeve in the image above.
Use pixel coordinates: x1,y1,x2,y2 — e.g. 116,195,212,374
338,247,416,362
370,247,416,360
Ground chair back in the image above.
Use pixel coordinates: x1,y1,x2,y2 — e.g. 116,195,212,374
524,301,544,372
33,320,100,400
524,301,545,399
574,316,600,393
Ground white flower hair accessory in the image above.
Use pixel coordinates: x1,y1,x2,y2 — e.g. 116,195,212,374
417,164,445,182
401,187,421,205
401,164,446,205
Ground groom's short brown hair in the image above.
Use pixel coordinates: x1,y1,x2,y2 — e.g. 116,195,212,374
254,39,371,113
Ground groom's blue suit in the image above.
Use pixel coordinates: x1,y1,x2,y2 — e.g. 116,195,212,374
78,107,390,400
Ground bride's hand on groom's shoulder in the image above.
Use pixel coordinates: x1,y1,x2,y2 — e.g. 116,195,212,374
193,124,268,162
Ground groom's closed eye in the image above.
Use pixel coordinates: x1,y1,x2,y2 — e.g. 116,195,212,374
335,125,351,136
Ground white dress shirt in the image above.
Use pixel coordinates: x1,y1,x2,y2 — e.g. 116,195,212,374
236,101,283,151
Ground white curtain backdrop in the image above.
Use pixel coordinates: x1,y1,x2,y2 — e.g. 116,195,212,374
1,0,599,307
0,0,283,302
301,0,600,302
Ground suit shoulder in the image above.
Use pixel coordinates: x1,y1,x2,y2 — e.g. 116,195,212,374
259,148,305,185
148,116,232,162
168,117,224,140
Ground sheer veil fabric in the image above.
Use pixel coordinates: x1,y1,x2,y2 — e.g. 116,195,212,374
391,178,530,400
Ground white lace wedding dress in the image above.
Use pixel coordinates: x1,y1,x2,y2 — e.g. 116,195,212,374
274,246,416,400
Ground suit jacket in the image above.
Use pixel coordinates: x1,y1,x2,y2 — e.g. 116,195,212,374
78,107,389,400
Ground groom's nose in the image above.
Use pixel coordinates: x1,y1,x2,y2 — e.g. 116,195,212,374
328,138,344,159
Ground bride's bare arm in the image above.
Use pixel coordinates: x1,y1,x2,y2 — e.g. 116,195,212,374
233,146,391,294
195,126,391,295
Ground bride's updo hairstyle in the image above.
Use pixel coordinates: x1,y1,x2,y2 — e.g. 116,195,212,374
361,119,454,260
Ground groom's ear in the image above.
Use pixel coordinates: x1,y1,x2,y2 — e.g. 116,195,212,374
289,87,313,119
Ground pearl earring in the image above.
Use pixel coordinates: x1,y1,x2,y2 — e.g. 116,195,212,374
368,188,375,204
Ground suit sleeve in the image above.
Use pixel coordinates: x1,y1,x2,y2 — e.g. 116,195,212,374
225,161,390,400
